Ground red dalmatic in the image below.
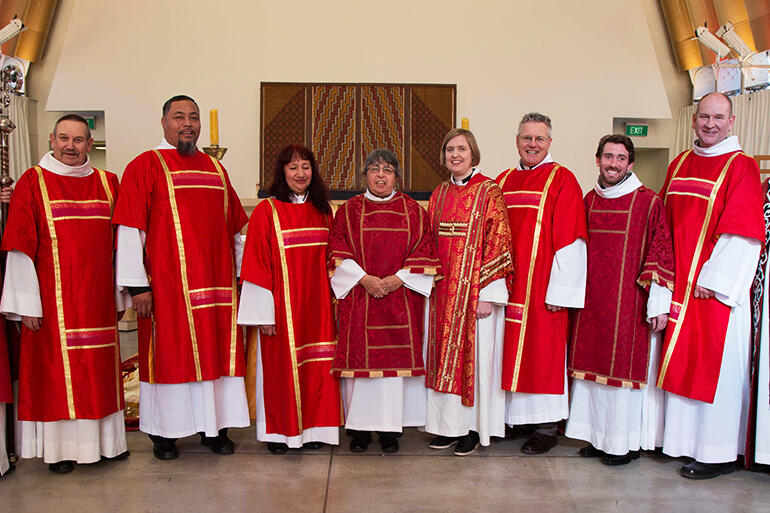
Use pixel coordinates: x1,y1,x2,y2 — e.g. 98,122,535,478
657,150,763,402
328,192,442,378
495,163,587,394
242,199,342,437
2,167,123,421
426,174,513,406
113,149,247,384
569,186,674,388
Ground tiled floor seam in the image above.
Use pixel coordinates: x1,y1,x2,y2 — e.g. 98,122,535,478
322,447,334,513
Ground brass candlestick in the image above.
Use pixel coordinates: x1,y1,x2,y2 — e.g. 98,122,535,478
203,144,227,160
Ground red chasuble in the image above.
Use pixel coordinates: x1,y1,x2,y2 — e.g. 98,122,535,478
242,199,341,436
0,269,11,404
328,192,442,378
657,150,763,403
1,167,123,421
569,186,674,388
113,149,247,384
426,174,513,406
495,163,587,394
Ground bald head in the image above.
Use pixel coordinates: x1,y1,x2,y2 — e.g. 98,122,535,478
692,92,735,148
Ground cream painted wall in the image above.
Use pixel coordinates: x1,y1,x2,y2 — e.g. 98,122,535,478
28,0,690,195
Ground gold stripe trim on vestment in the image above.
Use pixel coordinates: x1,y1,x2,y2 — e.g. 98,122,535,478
50,199,110,204
657,152,739,387
68,342,117,350
154,150,202,381
35,167,76,419
268,198,304,431
510,165,559,391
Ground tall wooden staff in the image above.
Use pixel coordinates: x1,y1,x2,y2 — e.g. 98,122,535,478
1,63,23,468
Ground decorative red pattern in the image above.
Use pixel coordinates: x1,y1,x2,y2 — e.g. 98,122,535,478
506,303,524,322
667,178,714,197
66,329,115,348
503,191,541,208
282,228,329,248
171,172,223,188
51,202,111,219
296,342,336,365
189,288,232,307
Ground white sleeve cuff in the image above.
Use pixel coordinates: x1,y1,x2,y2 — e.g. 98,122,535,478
234,233,244,277
0,250,43,318
545,238,587,308
697,234,761,307
646,281,672,322
330,259,366,299
116,225,150,287
237,281,275,325
396,269,435,297
479,278,508,305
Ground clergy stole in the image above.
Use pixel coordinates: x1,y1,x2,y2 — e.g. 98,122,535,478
242,199,341,436
113,149,247,384
2,167,123,421
328,192,441,377
426,174,512,406
657,150,763,403
495,163,587,394
569,187,674,388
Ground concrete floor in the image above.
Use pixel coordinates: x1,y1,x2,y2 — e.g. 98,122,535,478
2,331,769,512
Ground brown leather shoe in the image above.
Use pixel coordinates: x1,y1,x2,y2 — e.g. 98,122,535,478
521,432,557,455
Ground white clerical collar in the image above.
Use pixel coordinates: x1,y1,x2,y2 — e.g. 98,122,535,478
291,191,308,204
517,153,554,171
450,167,481,186
38,151,93,177
594,171,643,199
364,189,396,201
692,135,742,157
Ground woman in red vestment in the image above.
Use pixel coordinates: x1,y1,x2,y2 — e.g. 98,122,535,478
238,144,342,454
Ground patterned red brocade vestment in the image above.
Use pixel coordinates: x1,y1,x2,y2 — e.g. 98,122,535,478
495,163,587,394
657,149,763,403
569,186,674,388
426,174,512,406
328,192,442,377
242,199,341,436
112,149,247,384
2,167,123,421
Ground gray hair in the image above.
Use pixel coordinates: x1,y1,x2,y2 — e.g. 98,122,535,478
363,148,401,178
518,112,552,137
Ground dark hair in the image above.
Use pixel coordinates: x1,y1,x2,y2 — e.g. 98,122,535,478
362,148,401,178
162,95,198,117
268,144,331,215
54,114,91,139
595,134,635,164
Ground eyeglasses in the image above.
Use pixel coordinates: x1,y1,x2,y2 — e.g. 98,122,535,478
518,135,550,144
366,166,396,175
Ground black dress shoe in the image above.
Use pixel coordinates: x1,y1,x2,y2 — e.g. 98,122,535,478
521,432,557,455
578,444,604,458
602,450,640,466
379,434,399,453
506,424,536,439
680,460,736,480
349,431,372,453
149,434,178,460
428,435,459,450
303,441,324,450
48,460,75,474
200,429,235,455
267,442,288,455
101,450,131,461
454,431,480,456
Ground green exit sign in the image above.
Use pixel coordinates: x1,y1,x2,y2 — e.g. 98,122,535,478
626,124,648,137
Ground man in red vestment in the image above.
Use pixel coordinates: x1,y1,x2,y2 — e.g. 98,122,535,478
658,92,764,479
566,134,674,465
1,115,127,473
495,112,587,454
113,95,249,460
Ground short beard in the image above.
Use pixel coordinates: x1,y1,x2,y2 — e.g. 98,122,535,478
177,140,197,155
